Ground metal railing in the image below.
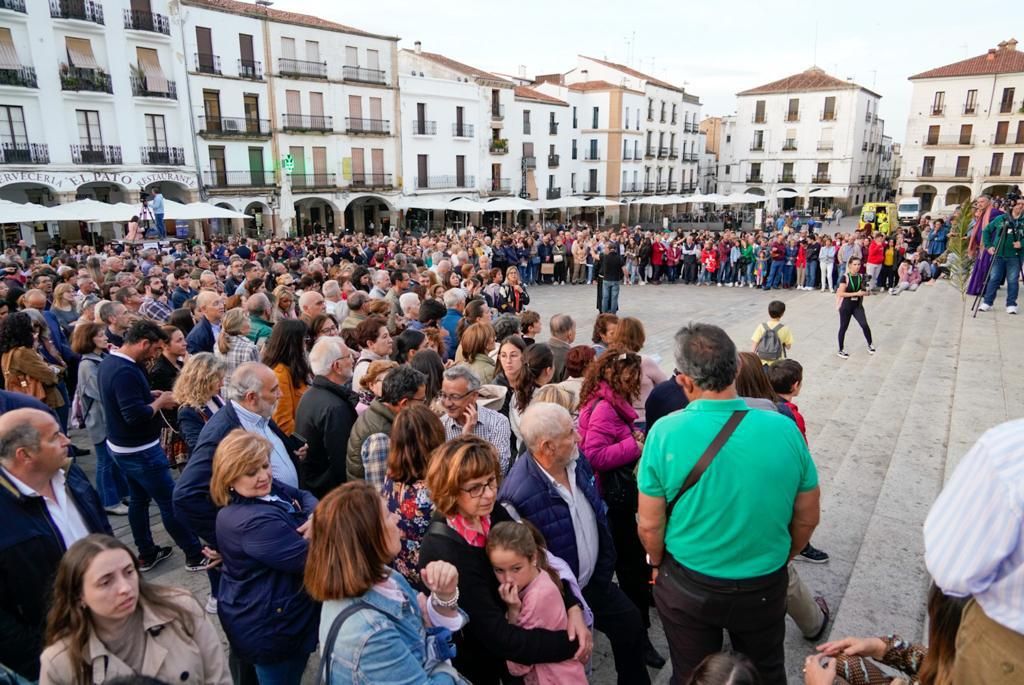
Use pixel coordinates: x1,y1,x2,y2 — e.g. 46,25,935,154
785,112,800,122
643,182,655,193
777,174,796,183
124,8,169,34
522,156,536,169
130,76,176,99
411,120,436,135
963,103,977,115
60,67,112,93
350,173,393,188
546,187,561,200
751,113,766,123
668,181,678,193
238,59,263,80
549,122,558,135
198,116,271,136
452,123,474,137
782,139,797,151
0,67,37,88
70,144,121,164
290,173,337,188
204,170,274,188
584,148,601,161
489,140,508,154
346,118,389,134
547,154,559,167
812,174,831,183
998,99,1015,114
279,58,327,79
645,146,655,158
0,0,26,12
622,182,641,193
816,141,834,150
140,146,184,165
684,153,698,162
490,104,505,120
820,109,837,121
194,53,221,75
923,135,975,146
668,147,679,158
746,174,762,183
413,175,475,189
749,142,764,151
584,184,601,194
930,105,945,116
342,65,386,84
281,113,332,131
488,178,510,193
0,143,48,164
919,167,972,179
50,0,103,24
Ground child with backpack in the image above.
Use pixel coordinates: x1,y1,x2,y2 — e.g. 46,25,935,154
751,300,793,364
766,359,807,440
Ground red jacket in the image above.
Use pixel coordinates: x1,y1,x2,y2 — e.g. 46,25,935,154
867,241,885,265
651,241,666,266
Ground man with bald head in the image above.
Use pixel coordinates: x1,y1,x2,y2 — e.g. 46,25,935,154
0,408,111,679
298,289,326,328
185,290,225,354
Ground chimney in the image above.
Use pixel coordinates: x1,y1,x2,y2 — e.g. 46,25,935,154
414,41,422,54
987,48,997,61
581,69,589,81
518,64,526,79
1007,38,1019,51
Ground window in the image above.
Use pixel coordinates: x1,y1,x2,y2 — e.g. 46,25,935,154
1016,121,1024,144
781,162,794,180
622,170,628,189
572,106,577,128
1011,153,1024,176
366,49,379,71
371,149,383,178
671,103,677,123
749,162,761,181
571,139,577,160
345,46,358,66
416,154,427,187
416,102,427,134
625,107,629,128
725,134,731,143
1000,87,1015,114
588,139,598,159
815,162,829,180
143,114,166,148
995,121,1009,144
990,152,1003,176
305,41,320,62
0,106,27,149
351,147,364,182
786,98,799,121
647,98,653,120
76,109,101,146
959,124,973,145
247,147,264,183
955,155,970,176
312,146,327,183
660,101,666,123
754,100,766,123
752,130,764,150
921,156,935,175
456,155,466,186
280,37,295,59
285,89,301,115
931,91,945,115
926,125,940,145
724,165,730,175
822,96,836,120
964,89,978,114
570,172,576,192
588,168,598,192
548,174,555,190
523,109,530,134
592,107,599,129
208,146,226,183
633,140,639,159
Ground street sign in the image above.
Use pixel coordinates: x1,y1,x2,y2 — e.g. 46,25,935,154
282,154,295,175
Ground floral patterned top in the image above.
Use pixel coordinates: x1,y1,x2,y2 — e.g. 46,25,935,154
381,477,434,589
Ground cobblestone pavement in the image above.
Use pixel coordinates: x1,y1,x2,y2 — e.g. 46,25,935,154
72,276,1023,683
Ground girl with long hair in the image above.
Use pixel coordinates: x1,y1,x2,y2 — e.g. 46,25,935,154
509,343,554,445
261,319,312,434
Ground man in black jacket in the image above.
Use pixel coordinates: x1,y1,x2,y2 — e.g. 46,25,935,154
295,337,359,498
0,408,111,679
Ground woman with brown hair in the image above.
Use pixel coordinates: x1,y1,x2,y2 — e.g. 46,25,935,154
173,352,228,453
380,404,446,588
456,322,497,384
305,481,466,684
39,534,230,685
261,319,311,435
590,313,619,357
356,359,397,414
508,343,554,445
609,317,667,428
351,315,393,391
0,311,63,409
211,430,318,685
454,298,490,343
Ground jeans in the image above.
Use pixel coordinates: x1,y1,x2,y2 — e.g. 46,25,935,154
745,262,755,285
699,268,714,285
155,213,166,239
783,264,795,287
764,261,784,289
602,279,621,313
982,255,1021,307
253,654,310,685
804,262,819,289
94,441,129,508
717,262,732,284
112,443,201,560
582,579,651,685
586,263,594,285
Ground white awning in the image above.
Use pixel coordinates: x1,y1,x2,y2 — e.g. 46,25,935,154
136,47,168,94
0,28,21,70
66,37,100,70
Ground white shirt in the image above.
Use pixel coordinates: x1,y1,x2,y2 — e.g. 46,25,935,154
325,298,348,321
3,467,90,547
232,401,299,488
536,454,600,588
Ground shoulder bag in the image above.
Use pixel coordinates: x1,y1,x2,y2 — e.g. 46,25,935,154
664,410,747,523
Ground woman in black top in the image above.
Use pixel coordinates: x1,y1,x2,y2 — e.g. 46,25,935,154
836,257,876,359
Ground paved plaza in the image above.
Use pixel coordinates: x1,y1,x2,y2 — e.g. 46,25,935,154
74,277,1023,683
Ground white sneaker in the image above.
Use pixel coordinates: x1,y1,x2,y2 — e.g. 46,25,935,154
726,283,734,287
978,303,992,312
1008,306,1019,315
205,596,218,614
717,282,722,287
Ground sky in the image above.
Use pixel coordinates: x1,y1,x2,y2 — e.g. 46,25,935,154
272,0,1007,145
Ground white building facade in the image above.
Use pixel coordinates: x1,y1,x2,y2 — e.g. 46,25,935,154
899,39,1024,211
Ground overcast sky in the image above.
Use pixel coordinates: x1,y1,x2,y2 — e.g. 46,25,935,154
273,0,1006,144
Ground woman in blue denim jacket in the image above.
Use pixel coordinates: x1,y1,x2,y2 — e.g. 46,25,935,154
306,481,469,685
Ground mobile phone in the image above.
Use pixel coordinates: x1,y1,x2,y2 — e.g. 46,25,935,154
291,433,307,449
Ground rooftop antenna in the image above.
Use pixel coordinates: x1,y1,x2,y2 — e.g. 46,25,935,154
870,69,877,87
812,20,818,66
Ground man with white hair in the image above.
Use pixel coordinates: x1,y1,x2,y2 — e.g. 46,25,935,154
294,337,358,498
185,290,224,354
322,279,347,320
440,288,466,360
399,292,421,330
439,365,512,473
500,402,651,684
369,269,391,299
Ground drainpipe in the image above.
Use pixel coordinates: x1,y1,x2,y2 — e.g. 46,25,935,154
170,1,205,203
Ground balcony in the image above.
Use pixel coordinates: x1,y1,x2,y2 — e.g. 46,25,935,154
0,0,25,12
123,8,169,34
812,174,831,184
962,103,977,115
684,153,698,162
820,109,837,121
777,174,796,183
0,67,37,88
346,118,389,135
490,104,505,120
281,113,332,132
194,53,221,75
656,182,668,193
785,112,800,122
751,113,766,123
746,173,762,183
549,122,558,135
668,181,678,193
923,135,974,147
930,105,945,116
290,173,336,189
645,146,655,159
682,182,697,193
654,146,666,158
452,123,474,138
342,65,386,85
584,184,600,195
919,167,972,180
130,76,176,99
781,139,797,151
584,148,601,161
410,120,437,135
622,182,641,194
816,140,834,150
279,58,327,79
647,109,654,121
489,139,508,154
50,0,103,24
0,143,48,164
668,147,679,159
204,170,274,188
546,187,561,200
70,144,121,164
351,173,393,189
643,181,655,193
198,116,271,137
522,156,536,169
688,123,700,133
414,175,475,189
998,99,1015,114
60,66,112,93
623,149,632,160
547,154,559,167
487,178,511,194
749,141,764,151
238,59,263,80
140,146,184,165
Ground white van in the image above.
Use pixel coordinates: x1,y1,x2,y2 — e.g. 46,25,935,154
897,197,921,226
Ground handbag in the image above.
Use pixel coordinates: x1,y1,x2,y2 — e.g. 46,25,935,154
602,464,638,510
540,263,555,275
159,411,189,469
2,351,46,401
553,254,564,263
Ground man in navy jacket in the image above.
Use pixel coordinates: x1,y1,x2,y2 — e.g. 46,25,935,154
0,408,111,679
499,402,650,684
185,291,224,354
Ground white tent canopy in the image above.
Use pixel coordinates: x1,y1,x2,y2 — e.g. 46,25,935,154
445,197,485,213
49,199,136,222
396,195,449,211
807,187,848,198
482,197,535,212
776,189,800,198
0,199,57,223
724,192,767,204
579,197,623,207
168,201,250,220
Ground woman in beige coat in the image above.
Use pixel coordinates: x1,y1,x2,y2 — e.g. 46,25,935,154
40,534,229,685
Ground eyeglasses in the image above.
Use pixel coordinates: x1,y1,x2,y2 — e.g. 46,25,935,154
460,476,498,499
438,389,476,403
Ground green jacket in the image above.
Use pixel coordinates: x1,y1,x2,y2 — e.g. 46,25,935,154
247,316,273,347
983,213,1024,258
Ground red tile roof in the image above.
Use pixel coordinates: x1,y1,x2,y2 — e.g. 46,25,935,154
909,41,1024,79
181,0,396,40
737,67,879,98
514,86,568,106
567,80,618,92
579,55,682,92
405,50,514,86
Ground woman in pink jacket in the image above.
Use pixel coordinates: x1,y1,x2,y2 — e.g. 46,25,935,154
576,348,665,669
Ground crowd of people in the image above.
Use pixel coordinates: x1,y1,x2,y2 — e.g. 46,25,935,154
0,198,1020,685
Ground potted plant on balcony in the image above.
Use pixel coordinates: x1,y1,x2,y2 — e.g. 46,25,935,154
58,63,79,90
491,138,508,153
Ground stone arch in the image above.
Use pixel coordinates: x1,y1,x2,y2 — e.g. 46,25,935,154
343,194,396,235
0,181,58,204
912,184,938,212
981,184,1014,199
745,187,765,196
75,180,133,203
144,180,191,203
944,185,971,207
243,201,271,238
293,195,339,235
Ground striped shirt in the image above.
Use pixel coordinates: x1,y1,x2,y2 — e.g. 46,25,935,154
924,418,1024,633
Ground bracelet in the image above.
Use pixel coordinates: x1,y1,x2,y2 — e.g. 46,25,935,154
431,587,460,609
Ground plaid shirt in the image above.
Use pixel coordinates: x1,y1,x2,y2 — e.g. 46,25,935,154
360,433,390,490
441,406,512,474
215,335,260,376
139,296,172,322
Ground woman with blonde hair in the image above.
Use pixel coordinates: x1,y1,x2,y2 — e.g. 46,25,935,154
271,285,297,324
40,534,230,685
49,282,79,335
456,322,497,384
214,308,258,376
211,430,319,685
173,352,228,453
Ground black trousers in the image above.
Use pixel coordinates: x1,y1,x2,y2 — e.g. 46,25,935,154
838,300,872,349
606,503,652,629
583,579,651,685
654,556,788,685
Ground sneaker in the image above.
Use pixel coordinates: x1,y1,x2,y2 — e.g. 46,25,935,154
797,543,831,564
868,345,876,354
1008,306,1019,315
104,503,129,516
837,350,849,359
205,596,218,615
717,282,722,287
978,303,992,312
806,596,831,642
138,546,172,572
185,555,211,572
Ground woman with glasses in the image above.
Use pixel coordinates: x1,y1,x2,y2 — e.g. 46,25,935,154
419,435,592,685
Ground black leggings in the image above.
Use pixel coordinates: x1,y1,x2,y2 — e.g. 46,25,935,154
838,301,872,350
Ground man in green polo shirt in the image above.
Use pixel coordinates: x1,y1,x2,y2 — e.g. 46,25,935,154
637,322,820,685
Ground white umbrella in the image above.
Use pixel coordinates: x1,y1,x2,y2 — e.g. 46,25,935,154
483,197,536,212
177,202,251,220
396,195,448,211
580,197,623,207
776,189,800,199
0,200,57,223
725,193,766,204
445,197,485,213
49,199,135,222
807,187,848,198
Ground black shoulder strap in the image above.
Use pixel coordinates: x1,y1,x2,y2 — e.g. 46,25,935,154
320,600,382,684
665,410,747,522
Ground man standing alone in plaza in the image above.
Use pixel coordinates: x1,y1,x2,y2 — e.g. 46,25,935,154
599,241,624,314
637,323,820,684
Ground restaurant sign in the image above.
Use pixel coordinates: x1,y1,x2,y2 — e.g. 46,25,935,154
0,170,199,190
